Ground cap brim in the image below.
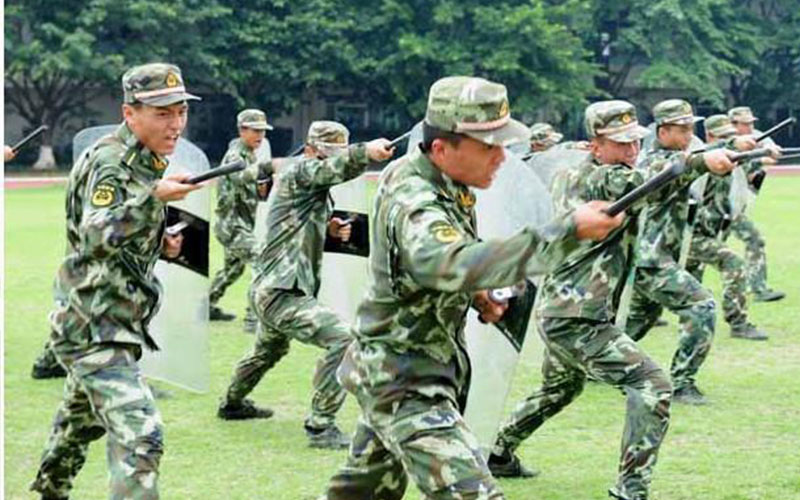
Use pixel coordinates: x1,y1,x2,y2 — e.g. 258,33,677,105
606,124,651,143
241,122,273,131
140,92,202,107
710,125,737,137
734,117,758,123
550,132,564,143
662,116,703,125
464,117,531,147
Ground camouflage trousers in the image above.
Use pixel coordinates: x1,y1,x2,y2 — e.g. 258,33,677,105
626,263,717,390
223,287,351,429
324,386,502,499
494,316,671,499
31,344,164,499
687,234,750,328
208,245,256,324
728,215,769,294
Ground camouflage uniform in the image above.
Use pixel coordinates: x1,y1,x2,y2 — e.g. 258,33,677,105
727,106,783,299
686,115,765,337
31,63,200,499
323,76,579,500
221,121,362,433
626,100,721,395
493,101,671,500
209,109,273,326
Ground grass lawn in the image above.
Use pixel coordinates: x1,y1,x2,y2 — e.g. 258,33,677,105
4,177,800,499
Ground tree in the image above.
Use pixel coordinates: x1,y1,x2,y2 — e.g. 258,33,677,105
585,0,763,107
321,0,600,128
4,0,229,169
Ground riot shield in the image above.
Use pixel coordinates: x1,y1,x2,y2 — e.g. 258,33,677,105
525,145,590,191
73,126,211,392
463,152,553,455
317,175,372,322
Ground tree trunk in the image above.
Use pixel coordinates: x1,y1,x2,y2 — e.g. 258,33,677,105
32,144,57,170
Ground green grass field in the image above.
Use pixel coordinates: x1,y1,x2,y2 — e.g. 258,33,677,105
4,179,800,499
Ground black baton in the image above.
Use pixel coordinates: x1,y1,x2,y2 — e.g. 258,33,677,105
388,131,412,148
604,158,686,217
728,148,774,163
184,159,246,184
754,117,795,143
11,125,48,153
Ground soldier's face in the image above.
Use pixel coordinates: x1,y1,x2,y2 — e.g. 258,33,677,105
240,127,266,150
433,136,505,189
124,102,188,155
591,137,640,167
658,124,694,151
734,121,753,135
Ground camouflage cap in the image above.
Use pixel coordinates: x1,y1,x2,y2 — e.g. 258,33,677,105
704,114,737,138
529,123,563,145
307,121,349,157
122,63,201,107
584,100,650,143
424,76,529,146
237,109,273,130
728,106,758,123
653,99,703,126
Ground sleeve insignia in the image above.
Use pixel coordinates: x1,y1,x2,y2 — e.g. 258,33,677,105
91,185,116,207
431,221,462,244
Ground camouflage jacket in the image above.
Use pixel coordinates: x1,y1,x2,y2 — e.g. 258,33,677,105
635,140,714,268
50,123,168,353
693,153,763,238
252,144,369,297
214,138,267,256
538,156,647,320
341,146,579,407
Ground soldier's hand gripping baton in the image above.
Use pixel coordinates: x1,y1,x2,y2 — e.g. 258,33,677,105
603,157,686,217
754,117,796,143
184,159,246,184
11,125,48,153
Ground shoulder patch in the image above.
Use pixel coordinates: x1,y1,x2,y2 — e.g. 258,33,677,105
91,184,116,207
430,221,462,244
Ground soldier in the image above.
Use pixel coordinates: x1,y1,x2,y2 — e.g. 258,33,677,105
320,76,624,500
208,108,273,328
30,63,203,500
727,106,785,302
491,101,735,500
529,122,564,151
625,99,749,405
217,120,394,450
683,114,771,341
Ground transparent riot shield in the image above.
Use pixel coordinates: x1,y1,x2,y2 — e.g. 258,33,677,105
73,126,211,392
526,145,590,191
464,151,553,455
317,175,372,322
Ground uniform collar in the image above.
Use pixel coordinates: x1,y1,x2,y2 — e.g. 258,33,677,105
116,122,169,177
234,138,256,162
409,145,476,210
